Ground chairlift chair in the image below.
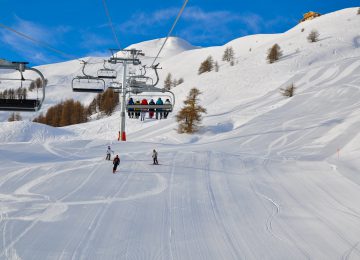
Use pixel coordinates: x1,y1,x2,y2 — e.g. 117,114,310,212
108,82,122,93
128,75,153,95
125,64,175,114
72,61,105,93
126,90,175,113
97,60,117,79
0,61,46,112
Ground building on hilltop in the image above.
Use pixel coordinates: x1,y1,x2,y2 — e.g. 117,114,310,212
299,11,321,23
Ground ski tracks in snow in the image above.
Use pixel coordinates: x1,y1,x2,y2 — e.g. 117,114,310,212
262,159,360,259
69,162,134,260
0,161,101,259
204,151,243,260
342,242,360,260
167,151,178,260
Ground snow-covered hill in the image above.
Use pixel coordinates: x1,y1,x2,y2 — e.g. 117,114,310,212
122,36,200,58
1,8,360,260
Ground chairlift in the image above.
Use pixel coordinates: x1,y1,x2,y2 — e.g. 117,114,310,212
72,61,105,93
97,60,117,79
0,61,45,112
125,64,175,114
108,81,122,93
126,92,175,112
128,75,153,94
126,90,175,113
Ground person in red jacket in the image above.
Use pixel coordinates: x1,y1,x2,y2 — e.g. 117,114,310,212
140,98,148,121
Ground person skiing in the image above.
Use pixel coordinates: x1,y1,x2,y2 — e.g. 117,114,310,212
152,149,158,165
148,99,155,119
113,155,120,173
155,97,164,120
140,98,148,121
106,145,114,160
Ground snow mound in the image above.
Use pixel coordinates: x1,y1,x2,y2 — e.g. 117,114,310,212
0,121,75,143
121,37,200,58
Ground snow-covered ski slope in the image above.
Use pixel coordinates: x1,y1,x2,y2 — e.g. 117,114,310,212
1,7,360,259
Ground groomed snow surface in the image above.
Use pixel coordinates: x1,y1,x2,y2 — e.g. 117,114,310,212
1,8,360,260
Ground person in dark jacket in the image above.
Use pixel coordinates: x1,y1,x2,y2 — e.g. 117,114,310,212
155,97,164,120
148,99,155,119
152,149,158,165
127,98,135,118
113,155,120,173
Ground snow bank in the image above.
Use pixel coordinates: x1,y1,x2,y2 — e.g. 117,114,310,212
0,121,75,143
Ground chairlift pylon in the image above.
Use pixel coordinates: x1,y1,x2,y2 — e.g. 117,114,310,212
0,61,46,112
72,61,105,93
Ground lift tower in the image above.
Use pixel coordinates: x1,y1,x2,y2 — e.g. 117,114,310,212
108,49,143,141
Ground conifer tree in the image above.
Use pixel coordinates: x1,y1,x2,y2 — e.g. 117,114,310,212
267,44,283,64
280,83,296,97
14,112,22,121
214,61,219,72
222,46,235,64
8,112,16,122
164,73,172,90
176,88,207,134
33,99,88,127
198,56,214,75
307,30,320,43
172,79,178,88
177,78,184,85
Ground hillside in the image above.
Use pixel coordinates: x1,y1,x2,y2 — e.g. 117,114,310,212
0,7,360,260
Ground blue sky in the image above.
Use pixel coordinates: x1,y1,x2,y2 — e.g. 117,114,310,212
0,0,358,65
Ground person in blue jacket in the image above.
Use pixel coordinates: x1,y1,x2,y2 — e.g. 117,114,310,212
155,97,164,120
127,98,135,118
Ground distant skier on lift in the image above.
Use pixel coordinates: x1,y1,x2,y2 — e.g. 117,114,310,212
148,99,155,119
156,97,164,120
152,149,159,165
106,145,114,160
113,155,120,173
140,98,148,121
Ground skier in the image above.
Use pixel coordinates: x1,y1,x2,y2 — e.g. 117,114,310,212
155,97,164,120
148,99,155,119
113,155,120,173
152,149,158,165
140,98,148,121
106,145,114,160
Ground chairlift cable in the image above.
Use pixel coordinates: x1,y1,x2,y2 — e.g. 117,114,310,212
102,0,121,50
0,22,80,62
151,0,189,67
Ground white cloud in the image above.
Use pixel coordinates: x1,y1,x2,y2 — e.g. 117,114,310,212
80,32,113,50
118,7,179,35
0,17,70,64
117,6,294,45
